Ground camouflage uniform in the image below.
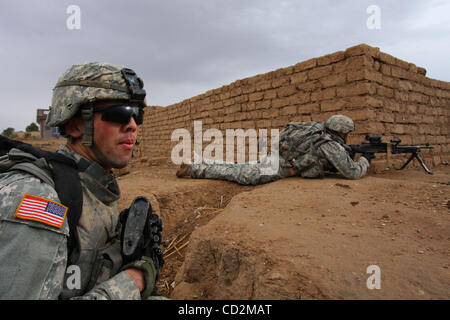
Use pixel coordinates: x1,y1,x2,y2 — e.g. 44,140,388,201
0,62,150,299
0,146,140,299
189,118,369,185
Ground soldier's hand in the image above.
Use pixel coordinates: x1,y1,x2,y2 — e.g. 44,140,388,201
343,144,355,159
122,256,157,300
361,152,375,164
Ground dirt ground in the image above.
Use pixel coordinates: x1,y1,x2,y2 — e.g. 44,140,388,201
24,139,449,299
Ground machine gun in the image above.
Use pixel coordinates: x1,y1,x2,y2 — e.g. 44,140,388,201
348,135,434,174
120,196,165,293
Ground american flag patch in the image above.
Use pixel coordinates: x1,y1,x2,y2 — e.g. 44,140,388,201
14,194,68,229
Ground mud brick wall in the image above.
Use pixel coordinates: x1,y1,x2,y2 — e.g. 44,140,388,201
137,44,449,171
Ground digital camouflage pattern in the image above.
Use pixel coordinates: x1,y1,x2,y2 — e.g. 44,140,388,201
0,146,141,299
46,62,146,127
189,120,369,185
325,114,355,134
190,155,289,186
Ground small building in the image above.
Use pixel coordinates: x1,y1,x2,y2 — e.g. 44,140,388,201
36,109,60,139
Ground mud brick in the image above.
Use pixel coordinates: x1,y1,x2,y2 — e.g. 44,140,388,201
320,99,345,112
254,99,272,110
422,115,435,124
220,91,231,100
409,92,428,104
298,103,319,114
229,104,242,114
255,80,272,91
223,114,234,123
234,94,249,103
293,58,317,72
319,73,346,88
247,110,262,119
347,70,382,83
405,104,418,113
382,76,400,89
380,64,391,76
311,88,336,102
317,51,345,66
334,55,373,73
296,80,321,92
436,136,446,144
376,86,394,98
377,112,395,123
262,108,279,119
290,71,308,84
391,124,406,135
249,92,264,102
284,66,294,75
280,105,297,116
264,89,278,100
223,98,236,107
241,102,254,111
337,82,375,97
432,156,441,166
344,44,380,58
272,116,290,128
393,57,410,70
240,120,256,129
272,97,290,109
394,90,409,102
424,86,437,97
256,119,271,128
391,66,410,80
277,84,298,97
395,114,409,124
354,108,377,121
379,52,396,65
272,77,290,88
230,87,243,97
289,92,311,105
398,80,413,91
308,65,333,80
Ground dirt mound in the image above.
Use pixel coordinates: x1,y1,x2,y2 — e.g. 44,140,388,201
170,166,449,300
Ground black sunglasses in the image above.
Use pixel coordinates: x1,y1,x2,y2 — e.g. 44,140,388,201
94,104,144,125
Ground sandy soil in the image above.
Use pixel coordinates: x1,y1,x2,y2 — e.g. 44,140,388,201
23,138,449,299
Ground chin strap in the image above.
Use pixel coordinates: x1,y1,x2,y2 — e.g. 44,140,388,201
81,100,95,146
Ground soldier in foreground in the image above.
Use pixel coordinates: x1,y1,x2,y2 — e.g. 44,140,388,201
0,62,160,299
176,115,375,185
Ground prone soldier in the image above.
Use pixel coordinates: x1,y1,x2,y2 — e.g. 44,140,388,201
176,115,374,185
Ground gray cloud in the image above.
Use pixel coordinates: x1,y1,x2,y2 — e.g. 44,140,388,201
0,0,448,131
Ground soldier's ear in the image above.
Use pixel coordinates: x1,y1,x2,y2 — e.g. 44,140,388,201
64,117,85,141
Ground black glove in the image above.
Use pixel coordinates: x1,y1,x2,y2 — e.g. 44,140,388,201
119,197,165,297
361,152,375,163
121,256,157,300
343,144,355,160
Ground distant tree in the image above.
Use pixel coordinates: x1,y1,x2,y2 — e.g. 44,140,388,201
2,127,16,138
26,122,39,132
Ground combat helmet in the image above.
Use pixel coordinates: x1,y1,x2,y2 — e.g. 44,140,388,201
46,62,147,146
325,114,355,134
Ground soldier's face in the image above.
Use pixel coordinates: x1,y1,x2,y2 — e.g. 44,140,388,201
90,101,141,170
337,132,348,143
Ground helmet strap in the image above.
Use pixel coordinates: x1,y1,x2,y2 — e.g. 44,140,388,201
81,101,95,146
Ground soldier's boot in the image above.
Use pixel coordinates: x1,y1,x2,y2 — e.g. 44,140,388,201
176,163,191,178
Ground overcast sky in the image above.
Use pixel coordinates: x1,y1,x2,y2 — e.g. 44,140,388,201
1,0,449,132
